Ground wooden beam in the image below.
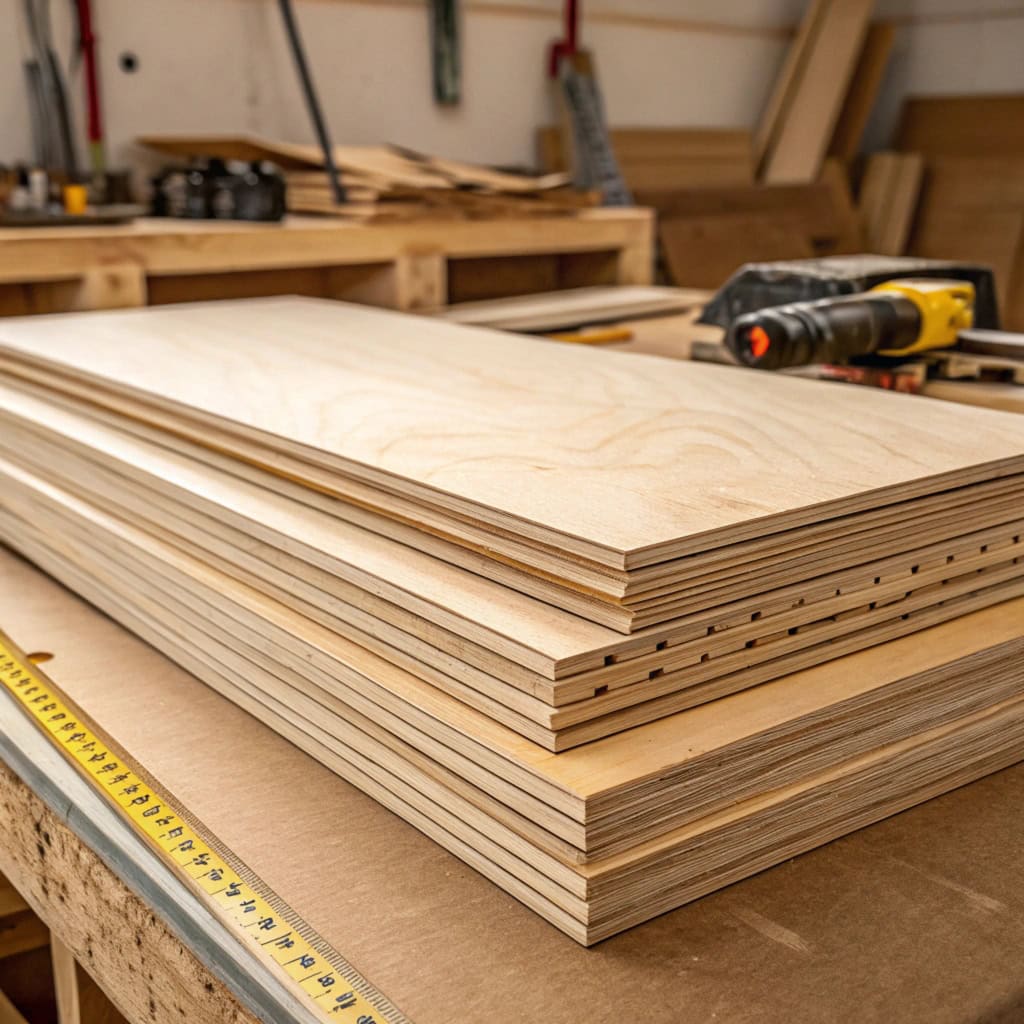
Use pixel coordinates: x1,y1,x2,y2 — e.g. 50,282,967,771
51,937,81,1024
828,21,896,161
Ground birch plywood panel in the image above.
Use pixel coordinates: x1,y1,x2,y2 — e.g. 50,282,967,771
0,297,1023,574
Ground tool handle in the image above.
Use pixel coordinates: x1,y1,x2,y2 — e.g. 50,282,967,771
726,293,921,370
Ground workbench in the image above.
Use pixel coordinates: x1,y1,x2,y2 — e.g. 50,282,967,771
1,550,1023,1024
0,210,653,317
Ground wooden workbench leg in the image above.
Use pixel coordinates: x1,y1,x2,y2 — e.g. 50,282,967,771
68,264,148,312
616,220,655,285
51,936,81,1024
392,250,448,311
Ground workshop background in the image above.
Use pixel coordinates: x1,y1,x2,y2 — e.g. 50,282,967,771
2,0,1024,170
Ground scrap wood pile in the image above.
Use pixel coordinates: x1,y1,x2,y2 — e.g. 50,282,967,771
139,133,589,221
1,297,1023,944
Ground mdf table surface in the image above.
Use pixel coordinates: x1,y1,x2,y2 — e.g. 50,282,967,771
0,210,653,317
1,554,1023,1024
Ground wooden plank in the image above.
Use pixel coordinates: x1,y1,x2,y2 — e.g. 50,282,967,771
859,151,923,255
754,0,829,166
827,21,896,161
50,938,80,1024
762,0,876,184
438,286,703,331
0,211,654,285
898,94,1024,159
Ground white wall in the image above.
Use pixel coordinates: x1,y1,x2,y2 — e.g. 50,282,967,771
2,0,1023,174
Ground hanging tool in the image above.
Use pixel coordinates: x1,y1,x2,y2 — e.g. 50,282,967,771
429,0,460,105
73,0,106,181
726,279,976,370
277,0,346,205
548,0,631,206
22,0,79,178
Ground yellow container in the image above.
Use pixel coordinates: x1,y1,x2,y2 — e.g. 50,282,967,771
63,183,88,215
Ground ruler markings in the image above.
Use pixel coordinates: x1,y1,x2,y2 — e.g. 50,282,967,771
0,635,409,1024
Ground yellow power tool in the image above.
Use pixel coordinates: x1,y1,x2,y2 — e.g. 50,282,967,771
726,279,976,371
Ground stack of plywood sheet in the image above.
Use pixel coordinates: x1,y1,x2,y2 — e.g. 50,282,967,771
139,133,581,221
0,297,1023,943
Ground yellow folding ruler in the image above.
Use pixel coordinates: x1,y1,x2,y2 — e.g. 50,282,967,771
0,632,407,1024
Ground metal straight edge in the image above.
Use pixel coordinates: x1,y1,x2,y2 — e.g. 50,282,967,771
0,680,333,1024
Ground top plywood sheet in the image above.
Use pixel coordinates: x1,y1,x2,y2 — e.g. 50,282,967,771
0,298,1023,569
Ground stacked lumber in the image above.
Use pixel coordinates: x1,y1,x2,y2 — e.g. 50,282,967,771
528,4,897,291
139,133,583,221
888,95,1024,330
537,126,755,189
1,297,1023,943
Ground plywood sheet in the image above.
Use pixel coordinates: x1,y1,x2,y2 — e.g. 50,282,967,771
2,299,1024,637
5,296,1019,560
437,286,703,331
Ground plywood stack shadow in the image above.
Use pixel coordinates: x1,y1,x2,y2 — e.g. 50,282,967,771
0,296,1023,943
